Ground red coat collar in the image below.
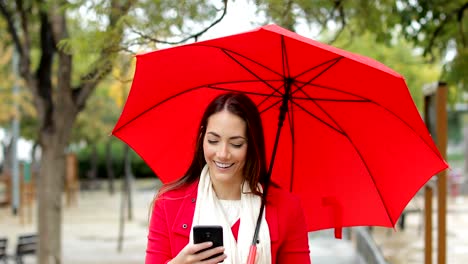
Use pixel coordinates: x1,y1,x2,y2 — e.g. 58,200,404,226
170,180,279,242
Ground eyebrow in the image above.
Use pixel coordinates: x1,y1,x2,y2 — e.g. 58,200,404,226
206,131,247,140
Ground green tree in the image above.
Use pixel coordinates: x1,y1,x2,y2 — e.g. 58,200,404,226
0,1,228,263
71,56,133,194
254,0,467,98
332,32,441,110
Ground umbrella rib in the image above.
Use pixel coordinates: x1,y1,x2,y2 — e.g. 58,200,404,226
287,102,295,192
255,81,289,111
114,79,288,133
297,88,435,227
341,131,396,227
372,101,444,159
113,82,285,134
294,98,370,102
288,56,431,162
295,89,368,131
295,90,396,227
112,86,207,133
281,35,291,78
208,82,285,113
292,81,371,101
220,49,284,97
259,98,283,115
292,57,343,96
290,101,345,135
197,43,284,78
293,81,443,159
293,56,343,81
202,78,286,101
206,85,283,98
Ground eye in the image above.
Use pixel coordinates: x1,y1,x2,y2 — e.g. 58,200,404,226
231,143,244,148
207,139,218,144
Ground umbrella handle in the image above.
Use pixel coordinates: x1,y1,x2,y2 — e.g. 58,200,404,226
246,245,257,264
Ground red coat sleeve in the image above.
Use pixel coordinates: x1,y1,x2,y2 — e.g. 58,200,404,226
145,197,171,264
276,193,311,263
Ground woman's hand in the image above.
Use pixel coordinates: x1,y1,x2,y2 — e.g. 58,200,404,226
169,242,226,264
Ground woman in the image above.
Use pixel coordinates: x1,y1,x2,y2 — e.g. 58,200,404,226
146,92,310,264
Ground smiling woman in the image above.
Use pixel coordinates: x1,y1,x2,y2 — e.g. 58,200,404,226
203,110,247,198
145,92,311,264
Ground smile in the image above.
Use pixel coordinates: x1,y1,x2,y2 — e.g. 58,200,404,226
214,161,234,169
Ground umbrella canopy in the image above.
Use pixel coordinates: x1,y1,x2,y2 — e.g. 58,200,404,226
112,24,448,234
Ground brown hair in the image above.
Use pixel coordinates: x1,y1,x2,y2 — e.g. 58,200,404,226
157,92,268,198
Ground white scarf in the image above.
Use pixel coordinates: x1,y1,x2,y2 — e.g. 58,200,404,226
190,165,271,264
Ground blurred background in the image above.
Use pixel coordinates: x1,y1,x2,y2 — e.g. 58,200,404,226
0,0,467,263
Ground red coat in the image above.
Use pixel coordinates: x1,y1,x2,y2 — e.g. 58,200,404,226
145,180,311,264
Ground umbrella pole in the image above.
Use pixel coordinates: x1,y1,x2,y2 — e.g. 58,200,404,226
247,81,291,264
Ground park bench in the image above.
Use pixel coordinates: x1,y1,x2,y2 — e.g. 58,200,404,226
13,234,37,264
0,237,7,263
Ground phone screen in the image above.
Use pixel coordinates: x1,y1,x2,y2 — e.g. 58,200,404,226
193,225,224,261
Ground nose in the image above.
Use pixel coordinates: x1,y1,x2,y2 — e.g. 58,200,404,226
216,143,230,160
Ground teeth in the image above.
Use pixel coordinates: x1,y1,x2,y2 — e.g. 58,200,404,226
214,161,233,168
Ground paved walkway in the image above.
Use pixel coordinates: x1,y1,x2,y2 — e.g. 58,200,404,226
0,179,362,264
0,180,155,264
3,177,468,264
371,194,468,264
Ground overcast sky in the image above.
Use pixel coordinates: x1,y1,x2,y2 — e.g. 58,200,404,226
199,0,263,40
198,0,317,41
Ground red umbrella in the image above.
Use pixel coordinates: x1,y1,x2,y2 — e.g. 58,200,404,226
112,24,447,244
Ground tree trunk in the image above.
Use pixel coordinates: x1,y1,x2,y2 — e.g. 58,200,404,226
31,141,40,178
105,140,115,195
117,166,127,252
123,145,133,221
37,135,67,264
1,137,13,174
85,143,98,190
90,144,98,180
464,126,468,173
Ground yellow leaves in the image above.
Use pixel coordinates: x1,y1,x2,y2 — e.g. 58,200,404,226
0,45,36,125
107,55,135,108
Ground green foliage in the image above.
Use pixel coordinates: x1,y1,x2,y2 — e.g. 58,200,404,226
70,51,133,145
330,32,441,110
76,137,155,179
256,0,468,101
126,0,223,46
391,0,468,94
443,46,468,103
72,92,119,143
448,110,462,143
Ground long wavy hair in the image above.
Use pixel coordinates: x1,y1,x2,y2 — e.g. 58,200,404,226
157,92,268,198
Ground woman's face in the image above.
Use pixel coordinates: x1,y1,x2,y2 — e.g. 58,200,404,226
203,110,248,186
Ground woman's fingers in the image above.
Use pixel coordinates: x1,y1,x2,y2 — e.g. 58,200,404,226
185,242,213,254
196,246,225,263
176,243,226,264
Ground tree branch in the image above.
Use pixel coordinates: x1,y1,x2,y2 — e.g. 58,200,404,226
35,11,56,133
129,0,228,45
74,0,135,110
281,0,294,31
328,1,347,45
0,0,23,56
314,0,343,40
425,2,468,57
15,0,30,55
457,2,468,48
1,0,34,105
